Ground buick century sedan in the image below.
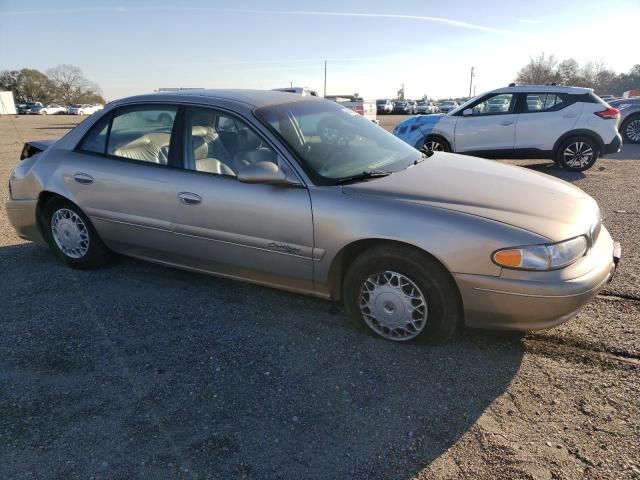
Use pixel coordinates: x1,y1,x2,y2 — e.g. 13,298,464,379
6,90,620,343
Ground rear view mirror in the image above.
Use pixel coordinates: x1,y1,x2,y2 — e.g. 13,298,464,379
237,161,293,185
463,108,473,116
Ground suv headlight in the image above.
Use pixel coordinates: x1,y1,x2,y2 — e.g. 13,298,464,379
493,236,588,270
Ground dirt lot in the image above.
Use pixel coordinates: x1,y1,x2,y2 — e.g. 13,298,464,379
1,114,639,480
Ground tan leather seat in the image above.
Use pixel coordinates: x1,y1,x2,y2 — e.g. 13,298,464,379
191,126,235,176
113,132,171,164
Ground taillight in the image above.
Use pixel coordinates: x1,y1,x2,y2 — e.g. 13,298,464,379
594,107,620,119
20,142,42,161
355,104,364,115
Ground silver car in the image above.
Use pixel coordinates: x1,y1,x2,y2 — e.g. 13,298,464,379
609,97,640,143
6,90,620,343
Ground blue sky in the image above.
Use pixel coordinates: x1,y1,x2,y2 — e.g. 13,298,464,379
0,0,637,101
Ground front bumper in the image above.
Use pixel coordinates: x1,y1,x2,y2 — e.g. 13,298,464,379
603,133,622,154
5,198,44,243
454,227,620,331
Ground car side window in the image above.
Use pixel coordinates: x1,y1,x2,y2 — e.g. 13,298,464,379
524,93,565,112
469,93,515,116
78,114,111,154
106,107,177,164
184,107,277,177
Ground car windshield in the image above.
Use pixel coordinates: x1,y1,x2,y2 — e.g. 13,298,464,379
255,100,421,184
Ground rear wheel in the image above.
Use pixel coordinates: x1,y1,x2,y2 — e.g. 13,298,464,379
556,136,599,171
621,116,640,144
421,135,451,154
43,197,111,269
343,245,462,344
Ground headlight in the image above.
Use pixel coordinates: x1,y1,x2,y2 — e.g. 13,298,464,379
493,236,588,270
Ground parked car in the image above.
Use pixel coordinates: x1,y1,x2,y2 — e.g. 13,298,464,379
376,99,394,114
406,100,418,114
7,89,620,344
437,100,459,114
393,101,412,114
31,103,67,115
394,85,622,171
17,102,43,114
325,94,377,123
67,104,103,115
609,97,640,144
272,86,318,96
415,100,438,114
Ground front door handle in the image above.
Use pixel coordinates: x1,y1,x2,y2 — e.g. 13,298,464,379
73,173,93,185
500,121,514,126
177,192,202,205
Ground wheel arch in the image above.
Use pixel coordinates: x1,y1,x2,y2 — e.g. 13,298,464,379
35,191,87,240
327,238,460,303
552,129,605,156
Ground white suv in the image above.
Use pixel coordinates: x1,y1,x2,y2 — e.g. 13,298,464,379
393,85,622,171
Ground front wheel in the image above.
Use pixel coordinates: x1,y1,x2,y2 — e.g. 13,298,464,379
43,198,111,269
556,136,599,171
421,135,451,154
343,245,462,344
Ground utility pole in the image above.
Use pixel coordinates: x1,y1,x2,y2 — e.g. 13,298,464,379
469,66,475,97
323,60,327,97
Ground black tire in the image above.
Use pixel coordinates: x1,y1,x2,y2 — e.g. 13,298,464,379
342,245,463,344
421,135,451,154
43,197,111,269
556,136,599,171
621,115,640,144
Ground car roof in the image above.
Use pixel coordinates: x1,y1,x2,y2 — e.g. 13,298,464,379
110,89,319,109
490,85,593,94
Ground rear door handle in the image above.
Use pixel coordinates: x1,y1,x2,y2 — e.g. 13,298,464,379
73,173,93,185
500,121,514,126
177,192,202,205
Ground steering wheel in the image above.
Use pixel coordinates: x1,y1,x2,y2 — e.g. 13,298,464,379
317,117,350,146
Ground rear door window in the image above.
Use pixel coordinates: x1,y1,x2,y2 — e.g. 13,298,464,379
106,107,177,164
524,93,566,112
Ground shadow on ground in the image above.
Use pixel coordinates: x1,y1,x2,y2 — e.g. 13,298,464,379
520,161,588,181
0,243,523,479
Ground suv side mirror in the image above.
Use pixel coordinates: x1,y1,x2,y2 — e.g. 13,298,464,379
462,108,473,116
237,161,293,185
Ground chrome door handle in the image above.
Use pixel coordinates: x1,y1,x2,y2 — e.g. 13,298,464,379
500,121,514,126
73,173,93,184
177,192,202,205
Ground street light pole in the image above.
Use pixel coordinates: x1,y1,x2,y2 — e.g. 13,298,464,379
323,60,327,97
469,66,475,97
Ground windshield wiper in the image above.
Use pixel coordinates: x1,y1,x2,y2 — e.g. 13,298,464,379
336,169,392,184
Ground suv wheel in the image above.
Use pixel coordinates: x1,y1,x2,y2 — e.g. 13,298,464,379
557,136,599,171
421,135,451,154
621,116,640,144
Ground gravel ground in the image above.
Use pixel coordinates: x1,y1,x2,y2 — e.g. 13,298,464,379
1,114,639,480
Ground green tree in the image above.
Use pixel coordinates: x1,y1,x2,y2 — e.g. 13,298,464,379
16,68,55,103
515,52,559,85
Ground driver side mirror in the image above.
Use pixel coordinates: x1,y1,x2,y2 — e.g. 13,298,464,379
462,108,473,116
237,161,295,185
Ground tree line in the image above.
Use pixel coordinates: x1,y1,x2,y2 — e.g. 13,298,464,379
516,53,640,96
0,65,105,105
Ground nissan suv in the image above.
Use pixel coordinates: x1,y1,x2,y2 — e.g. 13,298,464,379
393,85,622,171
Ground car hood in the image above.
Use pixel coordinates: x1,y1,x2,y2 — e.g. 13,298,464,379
341,153,599,242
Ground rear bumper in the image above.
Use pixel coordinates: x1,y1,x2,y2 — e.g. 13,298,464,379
5,198,44,243
603,133,622,154
455,228,619,331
